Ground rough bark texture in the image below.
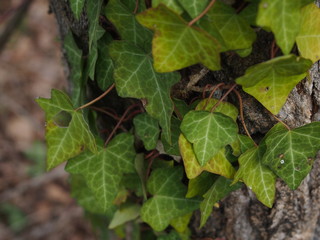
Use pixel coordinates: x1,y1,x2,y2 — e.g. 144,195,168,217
49,0,320,239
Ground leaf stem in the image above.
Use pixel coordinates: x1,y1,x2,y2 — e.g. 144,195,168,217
173,104,183,121
210,83,237,113
268,111,291,130
202,82,225,110
76,83,115,111
188,0,216,27
270,40,279,59
232,89,257,146
104,103,141,146
133,0,139,14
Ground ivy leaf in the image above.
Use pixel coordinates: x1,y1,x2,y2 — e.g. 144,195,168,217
233,147,276,208
108,204,141,229
153,0,184,15
256,0,313,54
70,0,85,20
230,135,256,157
109,41,180,143
195,98,238,121
36,89,96,170
161,117,181,155
178,0,209,18
199,0,256,52
179,134,236,179
105,0,152,48
186,172,217,198
236,55,312,114
296,3,320,63
64,32,85,107
180,111,238,166
239,1,259,26
262,122,320,190
136,4,221,72
133,113,160,151
170,212,193,233
96,33,114,90
200,177,242,228
65,133,136,211
141,167,200,231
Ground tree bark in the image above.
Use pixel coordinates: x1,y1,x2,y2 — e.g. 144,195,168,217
49,0,320,239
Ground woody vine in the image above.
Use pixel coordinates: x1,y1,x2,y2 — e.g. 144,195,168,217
37,0,320,238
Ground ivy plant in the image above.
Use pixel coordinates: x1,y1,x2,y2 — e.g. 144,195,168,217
37,0,320,238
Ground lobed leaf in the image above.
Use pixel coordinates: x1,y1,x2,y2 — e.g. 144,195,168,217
70,0,85,20
262,122,320,189
109,41,180,143
141,167,200,231
136,4,221,72
65,133,136,211
178,0,209,18
36,89,96,170
153,0,184,15
236,55,312,114
186,172,217,198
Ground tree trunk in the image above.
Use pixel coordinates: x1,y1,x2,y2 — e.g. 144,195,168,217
49,0,320,239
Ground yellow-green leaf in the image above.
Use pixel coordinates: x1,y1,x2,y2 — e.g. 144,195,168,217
296,3,320,63
136,4,221,72
236,55,312,114
36,89,96,170
179,134,236,179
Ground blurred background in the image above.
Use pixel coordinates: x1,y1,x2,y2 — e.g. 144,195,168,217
0,0,97,239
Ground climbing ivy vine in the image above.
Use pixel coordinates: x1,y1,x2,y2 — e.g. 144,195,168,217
37,0,320,238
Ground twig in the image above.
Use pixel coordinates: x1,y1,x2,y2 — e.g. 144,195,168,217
104,103,141,146
76,83,115,111
232,89,257,146
202,83,225,110
188,0,216,26
210,83,237,113
268,111,291,130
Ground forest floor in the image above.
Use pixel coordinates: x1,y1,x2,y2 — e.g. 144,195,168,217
0,0,98,239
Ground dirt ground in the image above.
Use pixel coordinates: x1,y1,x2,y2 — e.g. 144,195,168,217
0,0,98,239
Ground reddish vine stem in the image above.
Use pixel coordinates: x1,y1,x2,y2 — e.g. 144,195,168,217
202,83,225,110
270,40,279,59
133,0,139,14
202,84,212,99
145,150,157,159
76,83,115,111
173,104,183,121
188,0,216,26
104,103,141,147
232,89,257,146
210,83,237,113
146,152,160,179
268,111,291,130
90,106,120,120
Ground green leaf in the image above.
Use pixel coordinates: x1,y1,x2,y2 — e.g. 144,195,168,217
70,175,105,214
236,55,312,114
36,89,96,170
180,111,238,166
179,134,236,179
186,172,217,198
65,133,136,211
63,32,85,107
200,177,242,228
256,0,313,54
199,0,256,52
70,0,85,19
153,0,184,15
105,0,152,48
136,4,221,72
178,0,209,18
87,0,104,79
230,134,256,157
262,122,320,189
239,2,259,26
170,212,192,233
141,167,200,231
173,98,191,118
157,231,181,240
296,3,320,63
233,147,276,208
134,113,160,150
161,117,181,155
109,41,180,143
195,98,239,121
134,154,147,200
109,204,141,229
96,33,114,90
